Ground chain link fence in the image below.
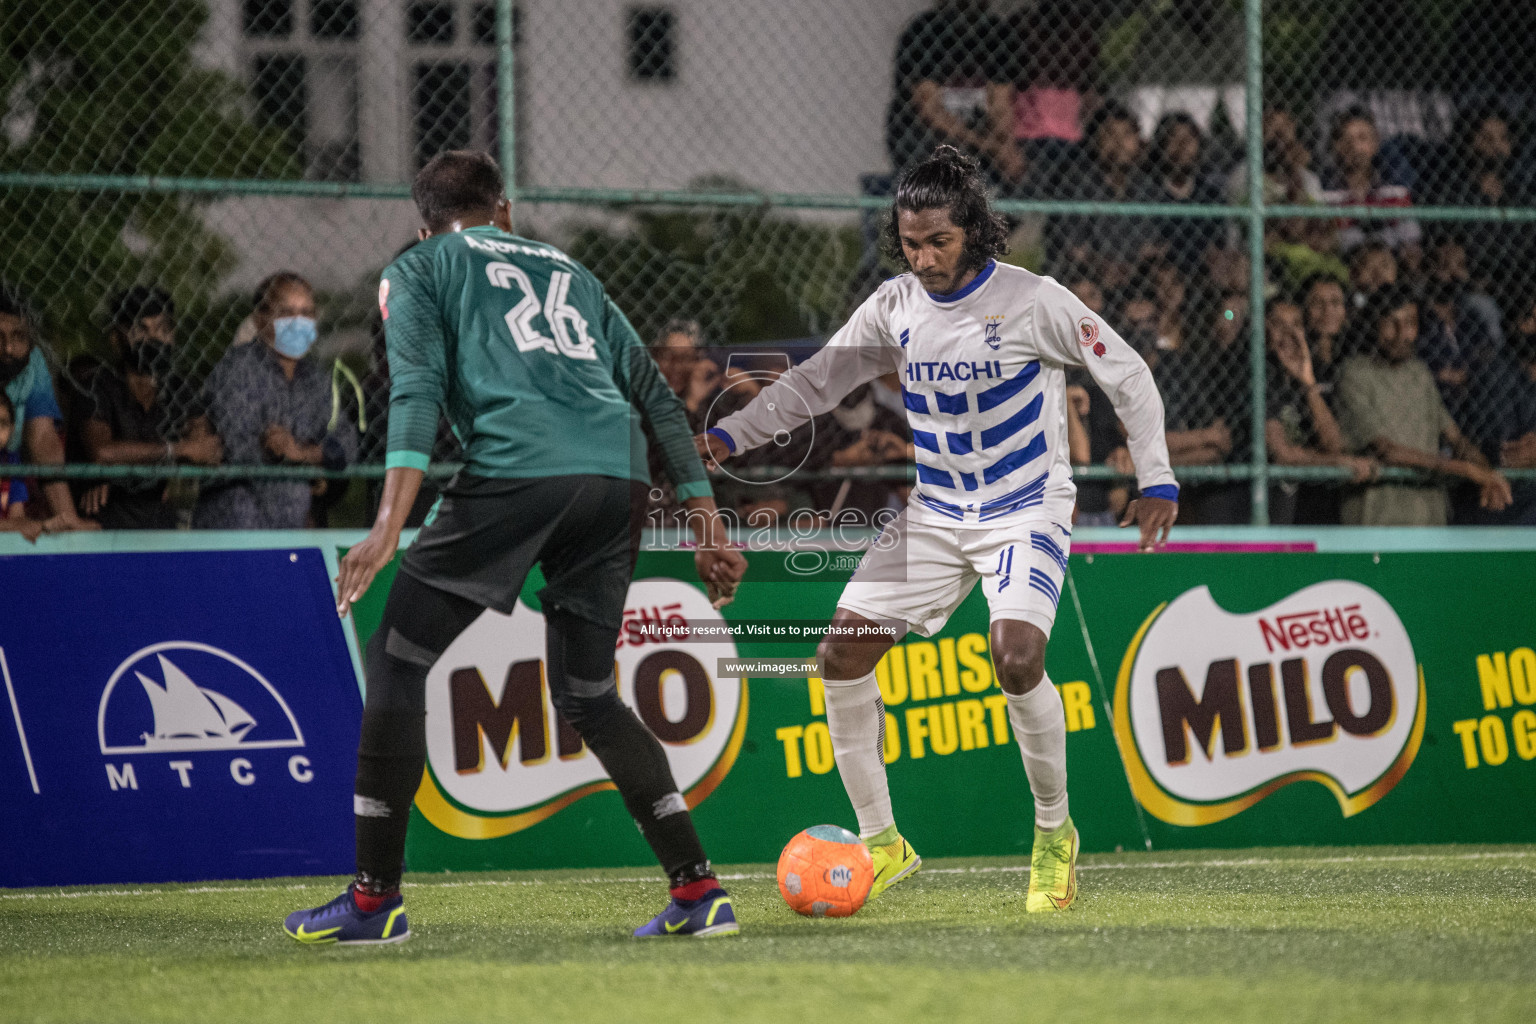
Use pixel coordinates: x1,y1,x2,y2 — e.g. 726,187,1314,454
1,0,1534,528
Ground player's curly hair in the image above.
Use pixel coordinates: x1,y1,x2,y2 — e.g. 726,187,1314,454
880,145,1009,275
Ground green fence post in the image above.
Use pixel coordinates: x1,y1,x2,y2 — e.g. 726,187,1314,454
497,0,517,208
1245,0,1269,525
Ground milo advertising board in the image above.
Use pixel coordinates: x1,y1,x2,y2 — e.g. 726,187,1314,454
347,548,1536,870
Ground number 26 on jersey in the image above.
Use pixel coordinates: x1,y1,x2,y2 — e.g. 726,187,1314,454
484,261,597,360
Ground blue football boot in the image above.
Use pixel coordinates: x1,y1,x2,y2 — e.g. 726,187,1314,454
284,885,410,945
632,887,739,938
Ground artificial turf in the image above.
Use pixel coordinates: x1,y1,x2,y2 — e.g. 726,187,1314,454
2,844,1532,1023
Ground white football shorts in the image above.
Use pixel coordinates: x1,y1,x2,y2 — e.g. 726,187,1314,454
837,511,1071,639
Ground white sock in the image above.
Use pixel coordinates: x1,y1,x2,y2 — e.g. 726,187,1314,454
822,670,895,839
1005,677,1069,830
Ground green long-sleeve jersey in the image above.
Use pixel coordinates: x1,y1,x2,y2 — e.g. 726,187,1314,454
378,226,711,499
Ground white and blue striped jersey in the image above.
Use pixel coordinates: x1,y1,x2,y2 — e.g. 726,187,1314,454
709,261,1178,530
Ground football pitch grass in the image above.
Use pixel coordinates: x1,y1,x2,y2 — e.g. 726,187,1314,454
2,845,1532,1024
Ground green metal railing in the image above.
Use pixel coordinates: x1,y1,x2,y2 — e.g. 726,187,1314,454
3,0,1533,522
6,462,1533,486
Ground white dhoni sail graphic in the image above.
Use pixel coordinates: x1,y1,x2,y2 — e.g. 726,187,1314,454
136,654,257,750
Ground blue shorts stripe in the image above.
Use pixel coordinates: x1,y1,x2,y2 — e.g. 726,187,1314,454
1027,568,1061,609
1031,531,1069,572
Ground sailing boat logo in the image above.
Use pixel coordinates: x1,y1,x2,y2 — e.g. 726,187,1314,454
98,642,305,755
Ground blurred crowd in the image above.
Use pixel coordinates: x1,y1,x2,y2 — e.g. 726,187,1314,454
3,0,1535,533
865,0,1536,526
0,275,356,536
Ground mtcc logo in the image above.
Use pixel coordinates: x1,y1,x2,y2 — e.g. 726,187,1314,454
97,642,313,790
1114,581,1425,826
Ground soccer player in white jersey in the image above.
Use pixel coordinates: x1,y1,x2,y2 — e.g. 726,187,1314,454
696,147,1178,911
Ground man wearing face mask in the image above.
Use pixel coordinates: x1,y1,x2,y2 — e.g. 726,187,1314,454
196,272,358,529
0,286,96,533
81,287,222,529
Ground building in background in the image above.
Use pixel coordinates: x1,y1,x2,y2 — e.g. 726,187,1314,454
195,0,928,294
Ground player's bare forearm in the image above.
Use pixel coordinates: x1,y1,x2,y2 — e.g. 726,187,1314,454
374,465,425,536
335,464,424,616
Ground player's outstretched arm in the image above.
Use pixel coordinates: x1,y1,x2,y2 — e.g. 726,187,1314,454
336,465,424,616
705,293,899,458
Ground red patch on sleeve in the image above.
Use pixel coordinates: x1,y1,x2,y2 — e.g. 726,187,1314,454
1077,316,1100,348
378,278,391,321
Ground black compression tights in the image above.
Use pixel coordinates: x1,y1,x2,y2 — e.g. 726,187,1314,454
352,572,710,893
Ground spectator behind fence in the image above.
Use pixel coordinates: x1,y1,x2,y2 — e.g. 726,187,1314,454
644,318,720,525
1144,112,1224,276
1431,104,1532,209
1458,296,1536,524
1300,273,1350,387
1153,290,1251,524
1425,235,1504,354
886,1,1024,188
1429,106,1535,314
78,287,221,529
1450,294,1536,526
1050,102,1158,290
1227,107,1325,208
0,286,94,533
1348,241,1397,312
0,393,42,541
1263,299,1377,525
1007,0,1102,196
1322,107,1422,264
1116,0,1244,157
1420,278,1502,435
196,272,358,529
1335,285,1510,525
650,318,718,431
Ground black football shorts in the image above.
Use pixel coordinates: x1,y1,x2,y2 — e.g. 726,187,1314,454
400,473,643,629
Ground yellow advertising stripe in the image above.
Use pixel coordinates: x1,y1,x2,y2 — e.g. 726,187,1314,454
1338,668,1427,818
1111,603,1170,817
1112,605,1429,827
413,681,751,839
414,774,617,840
684,680,750,810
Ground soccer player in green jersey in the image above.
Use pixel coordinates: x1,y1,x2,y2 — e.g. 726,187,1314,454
284,151,747,945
